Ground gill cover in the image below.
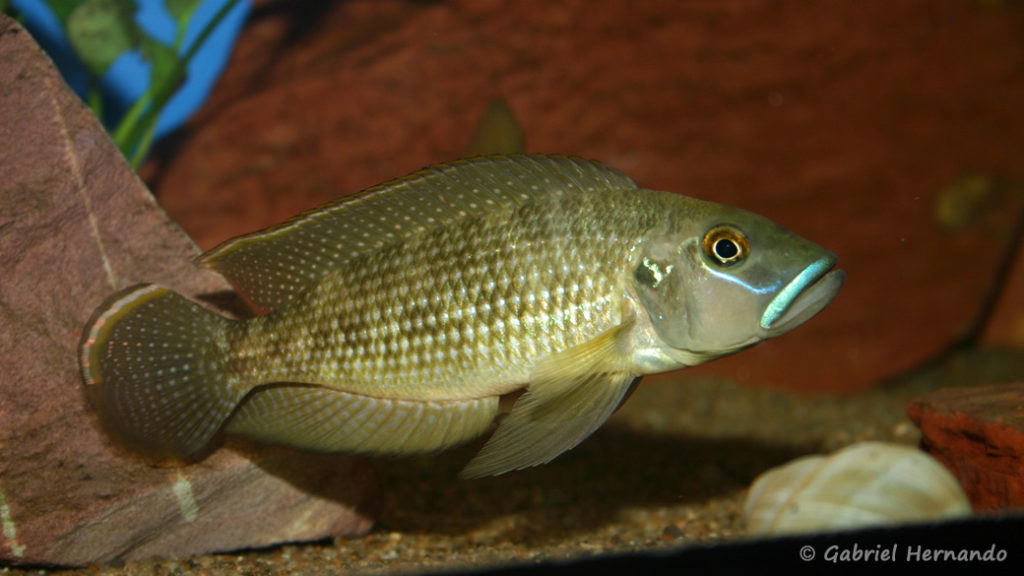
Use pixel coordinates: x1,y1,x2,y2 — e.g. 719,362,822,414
632,208,843,363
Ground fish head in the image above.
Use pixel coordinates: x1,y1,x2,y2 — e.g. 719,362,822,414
631,196,845,368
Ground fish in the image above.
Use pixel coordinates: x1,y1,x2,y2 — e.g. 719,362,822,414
79,155,844,478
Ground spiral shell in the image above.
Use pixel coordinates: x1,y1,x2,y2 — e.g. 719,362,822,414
743,442,972,535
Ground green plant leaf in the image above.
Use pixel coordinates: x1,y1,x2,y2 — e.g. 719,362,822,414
112,36,179,160
66,0,139,76
113,0,243,167
45,0,84,25
165,0,202,23
141,34,180,81
165,0,202,47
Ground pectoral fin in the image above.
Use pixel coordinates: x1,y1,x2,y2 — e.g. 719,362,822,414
460,318,637,478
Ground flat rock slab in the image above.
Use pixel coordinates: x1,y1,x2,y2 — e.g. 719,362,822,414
0,17,376,566
907,383,1024,511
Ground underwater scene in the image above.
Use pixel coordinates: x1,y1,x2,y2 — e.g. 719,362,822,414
1,0,1023,573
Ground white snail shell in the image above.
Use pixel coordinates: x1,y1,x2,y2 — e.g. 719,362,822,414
743,442,972,535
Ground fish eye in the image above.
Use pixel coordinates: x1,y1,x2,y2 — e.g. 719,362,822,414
702,225,749,266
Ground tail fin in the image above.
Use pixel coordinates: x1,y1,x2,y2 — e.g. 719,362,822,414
79,284,244,459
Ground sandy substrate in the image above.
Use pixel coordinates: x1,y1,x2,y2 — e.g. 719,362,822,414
6,348,1022,576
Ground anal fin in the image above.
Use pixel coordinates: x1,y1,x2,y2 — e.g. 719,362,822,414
460,316,637,478
225,385,499,455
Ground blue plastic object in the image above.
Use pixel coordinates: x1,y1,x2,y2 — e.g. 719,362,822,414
11,0,251,140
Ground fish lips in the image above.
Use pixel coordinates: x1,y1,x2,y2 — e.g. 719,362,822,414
760,256,845,336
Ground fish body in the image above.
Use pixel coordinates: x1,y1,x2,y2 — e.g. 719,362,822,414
80,155,844,477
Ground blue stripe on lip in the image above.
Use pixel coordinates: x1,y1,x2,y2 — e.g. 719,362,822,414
760,257,834,330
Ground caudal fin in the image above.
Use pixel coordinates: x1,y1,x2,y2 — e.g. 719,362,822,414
79,284,244,459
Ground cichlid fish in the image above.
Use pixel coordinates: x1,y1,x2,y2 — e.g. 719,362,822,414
79,155,844,478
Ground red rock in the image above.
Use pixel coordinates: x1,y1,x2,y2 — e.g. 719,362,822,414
145,0,1024,393
0,17,376,566
907,383,1024,511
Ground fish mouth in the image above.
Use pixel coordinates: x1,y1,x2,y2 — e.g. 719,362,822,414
760,256,845,335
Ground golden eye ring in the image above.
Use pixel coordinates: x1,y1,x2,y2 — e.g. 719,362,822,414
702,225,749,266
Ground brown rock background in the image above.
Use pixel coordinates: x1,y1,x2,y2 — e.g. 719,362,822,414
0,18,375,566
147,0,1024,394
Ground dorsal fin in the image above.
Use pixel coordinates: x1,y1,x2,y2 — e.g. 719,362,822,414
198,155,637,311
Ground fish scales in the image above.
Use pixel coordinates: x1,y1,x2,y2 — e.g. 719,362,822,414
227,190,661,401
80,155,845,477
